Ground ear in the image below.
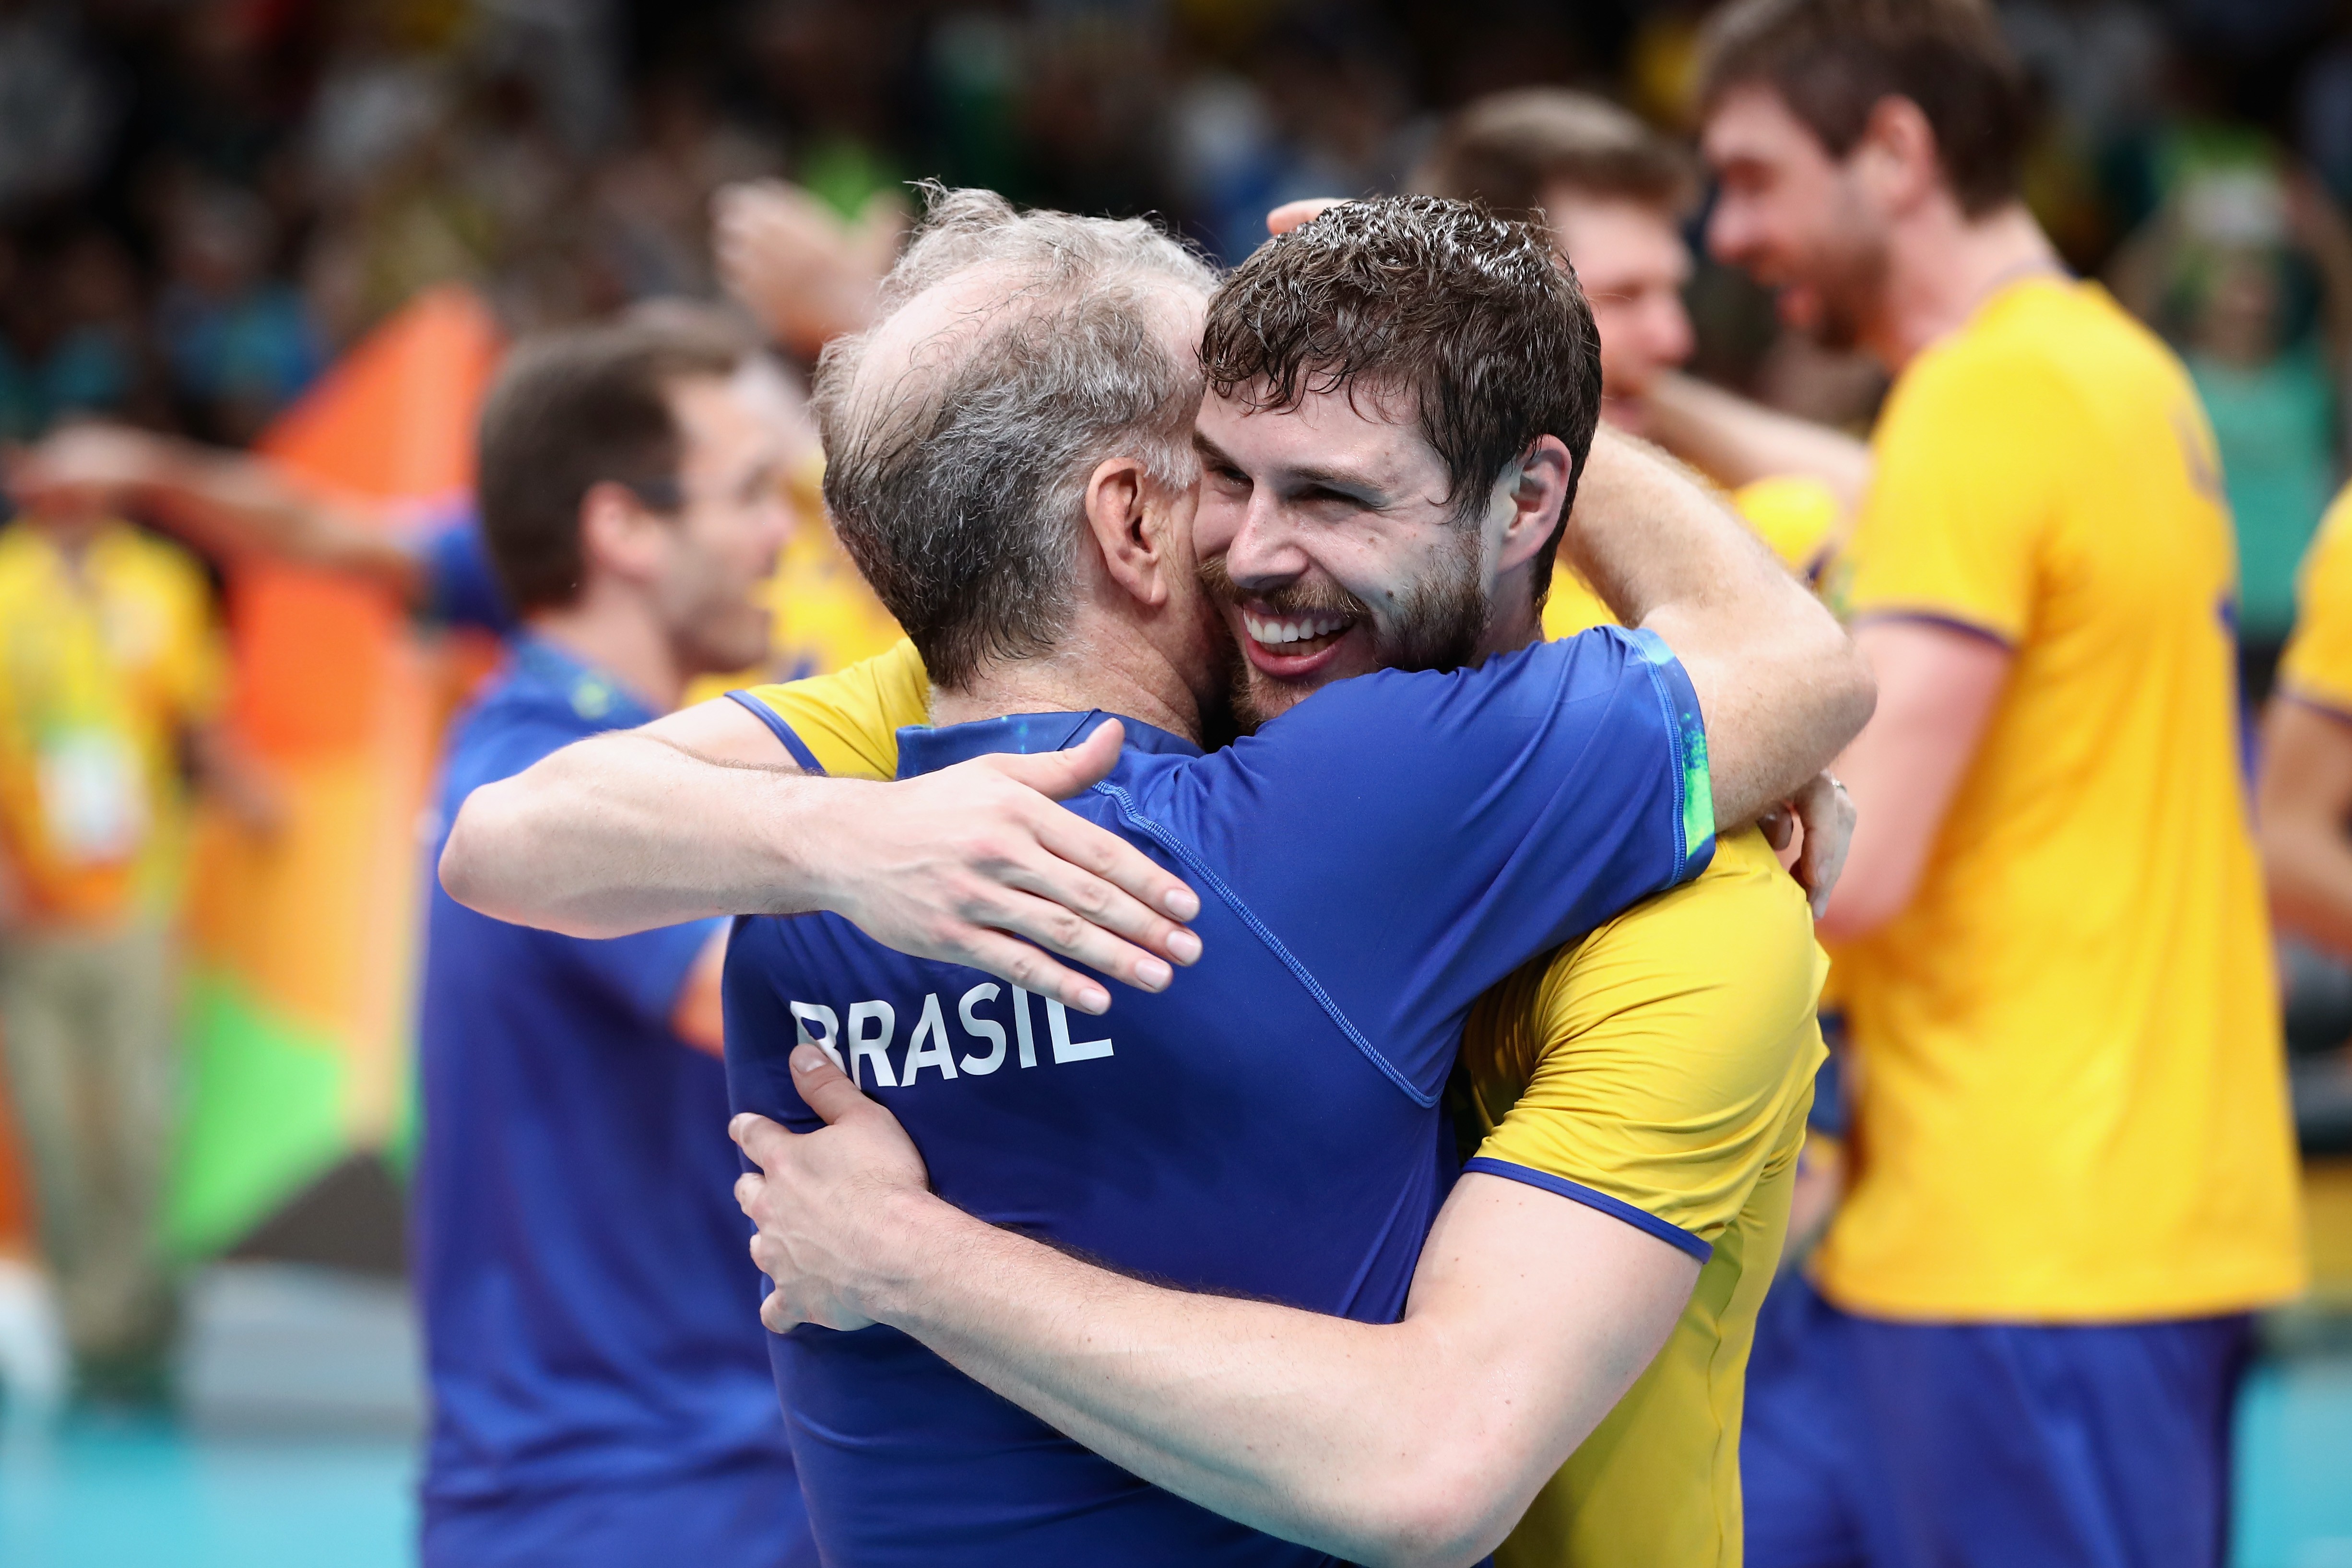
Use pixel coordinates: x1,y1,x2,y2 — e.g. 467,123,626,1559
1082,456,1174,610
1493,436,1575,575
1852,95,1941,214
577,479,669,587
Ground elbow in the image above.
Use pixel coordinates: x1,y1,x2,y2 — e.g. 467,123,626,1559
1343,1453,1522,1568
437,795,497,913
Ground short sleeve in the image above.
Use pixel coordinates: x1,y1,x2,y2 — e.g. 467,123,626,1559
1845,343,2074,644
546,916,726,1036
2281,484,2352,715
1128,626,1714,1102
1458,830,1827,1258
418,516,517,635
738,639,930,779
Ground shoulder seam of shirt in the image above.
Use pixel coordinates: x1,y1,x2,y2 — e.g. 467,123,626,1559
1087,778,1438,1108
726,689,828,775
1462,1155,1713,1261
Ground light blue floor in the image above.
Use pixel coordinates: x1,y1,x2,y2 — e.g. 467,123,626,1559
1,1356,2347,1567
0,1415,415,1568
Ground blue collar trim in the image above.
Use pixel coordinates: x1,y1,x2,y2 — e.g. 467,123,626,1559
894,710,1203,779
510,635,657,729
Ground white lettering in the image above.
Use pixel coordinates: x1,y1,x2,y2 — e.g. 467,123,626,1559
1012,986,1039,1069
957,984,1008,1075
1047,1000,1114,1064
789,1002,843,1071
901,993,959,1083
846,1001,897,1088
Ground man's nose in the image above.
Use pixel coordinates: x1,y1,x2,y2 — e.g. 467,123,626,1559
1704,199,1748,265
1222,494,1311,590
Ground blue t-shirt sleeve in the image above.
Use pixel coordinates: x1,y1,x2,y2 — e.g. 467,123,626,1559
542,916,726,1037
1115,627,1712,1103
419,514,516,634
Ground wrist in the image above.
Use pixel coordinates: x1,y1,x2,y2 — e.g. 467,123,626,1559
854,1183,967,1327
759,771,858,917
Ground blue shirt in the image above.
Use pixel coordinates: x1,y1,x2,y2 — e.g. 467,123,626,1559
416,511,516,635
723,627,1714,1567
416,638,799,1532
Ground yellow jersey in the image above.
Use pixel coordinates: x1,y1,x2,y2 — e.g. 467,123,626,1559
1818,277,2303,1321
2279,482,2352,712
740,647,1826,1568
1543,473,1844,638
1458,827,1824,1568
0,519,227,926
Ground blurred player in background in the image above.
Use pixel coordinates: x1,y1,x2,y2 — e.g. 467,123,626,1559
0,450,278,1406
1411,85,1871,620
2260,483,2352,949
412,318,810,1568
1694,1,2306,1564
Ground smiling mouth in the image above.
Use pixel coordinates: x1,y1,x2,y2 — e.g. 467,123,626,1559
1241,609,1357,660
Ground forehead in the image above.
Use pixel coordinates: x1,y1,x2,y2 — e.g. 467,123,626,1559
669,372,774,468
1545,193,1689,277
1197,378,1444,491
1701,82,1830,167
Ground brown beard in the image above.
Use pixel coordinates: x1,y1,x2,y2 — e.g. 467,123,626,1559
1800,220,1893,355
1198,531,1491,733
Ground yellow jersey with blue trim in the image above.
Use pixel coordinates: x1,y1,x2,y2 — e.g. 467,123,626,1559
1458,827,1824,1568
741,653,1826,1568
1817,276,2303,1321
0,519,227,926
2279,481,2352,713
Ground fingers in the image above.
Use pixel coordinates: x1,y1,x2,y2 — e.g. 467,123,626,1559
729,1110,796,1173
789,1043,874,1125
1758,805,1794,852
948,927,1116,1015
761,1288,797,1335
988,719,1123,798
1266,198,1347,236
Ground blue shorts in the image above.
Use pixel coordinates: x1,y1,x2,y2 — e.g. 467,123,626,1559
422,1456,817,1568
1743,1274,2253,1568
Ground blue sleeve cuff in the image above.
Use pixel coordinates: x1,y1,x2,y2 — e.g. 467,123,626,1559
1462,1155,1713,1263
725,691,827,775
419,516,516,635
1623,627,1716,885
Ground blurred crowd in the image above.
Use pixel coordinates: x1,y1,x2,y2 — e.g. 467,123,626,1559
10,0,2352,682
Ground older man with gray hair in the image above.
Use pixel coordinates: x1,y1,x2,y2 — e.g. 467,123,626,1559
446,189,1869,1564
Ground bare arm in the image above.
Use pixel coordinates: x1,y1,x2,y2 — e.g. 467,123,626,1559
440,698,1204,1015
735,1054,1696,1568
1641,372,1872,516
1562,428,1877,827
13,424,425,599
1813,619,2011,941
2258,696,2352,956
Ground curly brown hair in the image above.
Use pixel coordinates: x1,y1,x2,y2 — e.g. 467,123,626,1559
1199,195,1601,603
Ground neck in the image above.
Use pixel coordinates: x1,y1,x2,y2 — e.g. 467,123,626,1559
930,605,1203,743
1872,200,2062,371
525,587,686,714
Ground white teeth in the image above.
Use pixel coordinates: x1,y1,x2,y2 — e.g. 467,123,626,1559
1242,612,1351,647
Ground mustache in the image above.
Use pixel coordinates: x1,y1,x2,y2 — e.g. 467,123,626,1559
1196,554,1370,623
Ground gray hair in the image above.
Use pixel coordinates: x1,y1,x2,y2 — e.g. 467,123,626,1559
812,186,1219,688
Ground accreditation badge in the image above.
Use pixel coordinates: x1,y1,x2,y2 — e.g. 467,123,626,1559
36,726,148,865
